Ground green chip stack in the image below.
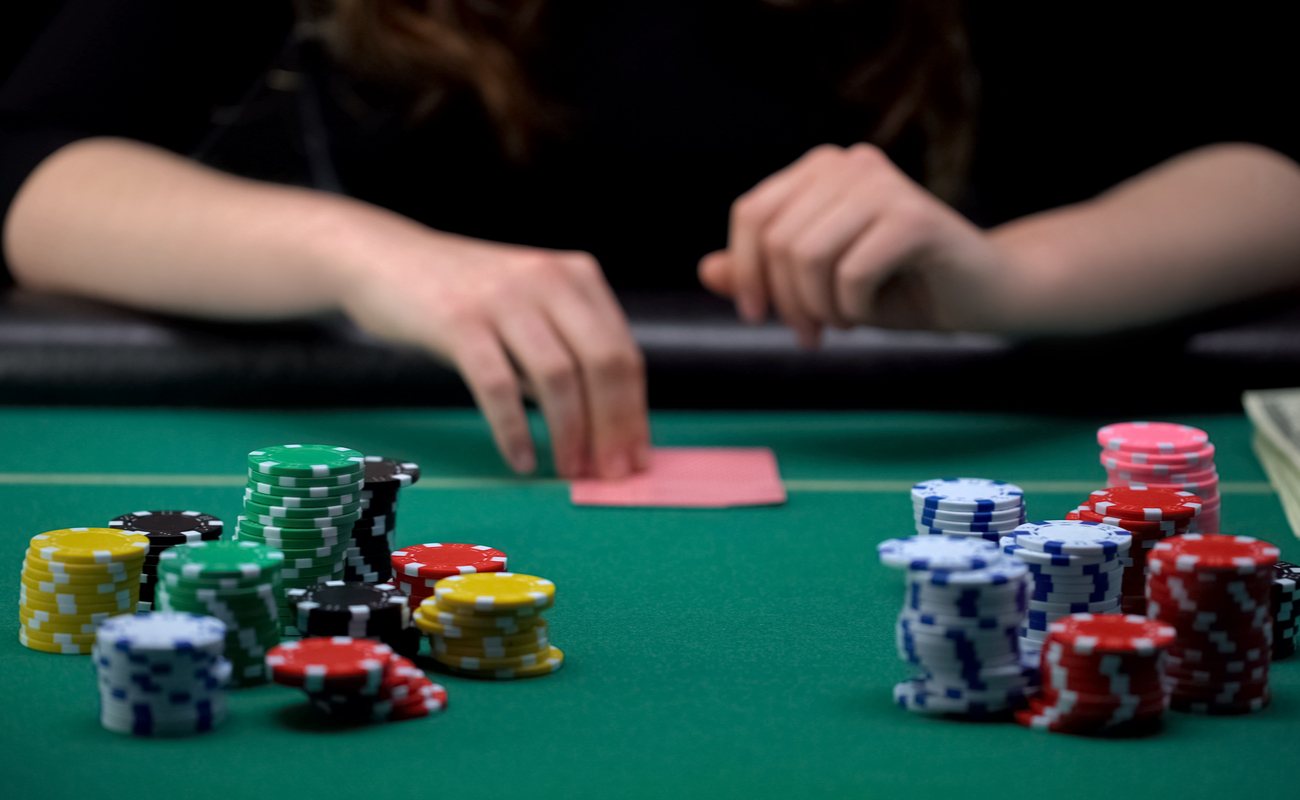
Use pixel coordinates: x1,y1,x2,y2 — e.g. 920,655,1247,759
155,539,284,686
235,444,366,629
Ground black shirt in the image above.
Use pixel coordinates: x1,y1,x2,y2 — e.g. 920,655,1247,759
2,1,1296,289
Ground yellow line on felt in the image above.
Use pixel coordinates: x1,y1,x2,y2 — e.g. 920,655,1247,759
0,473,1277,495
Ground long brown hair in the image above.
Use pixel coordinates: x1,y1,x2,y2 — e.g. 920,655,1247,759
304,0,977,200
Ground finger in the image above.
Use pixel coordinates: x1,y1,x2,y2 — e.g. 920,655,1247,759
787,184,888,329
545,271,649,478
448,325,536,475
765,243,823,348
833,215,923,326
493,304,589,479
698,250,735,297
758,177,859,339
729,145,837,324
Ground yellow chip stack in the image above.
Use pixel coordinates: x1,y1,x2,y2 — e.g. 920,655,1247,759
413,572,564,679
18,528,149,654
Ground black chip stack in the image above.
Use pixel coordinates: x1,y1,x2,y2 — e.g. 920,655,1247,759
107,510,224,611
287,580,421,656
345,457,420,583
1274,561,1298,660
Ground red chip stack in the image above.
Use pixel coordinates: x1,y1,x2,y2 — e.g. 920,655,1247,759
1147,533,1280,715
389,543,509,610
1016,613,1175,735
1097,421,1220,534
1073,487,1202,615
266,637,448,723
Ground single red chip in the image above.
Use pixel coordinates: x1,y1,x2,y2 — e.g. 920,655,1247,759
1087,487,1202,522
266,637,393,692
1047,613,1176,655
1149,534,1280,573
390,543,508,580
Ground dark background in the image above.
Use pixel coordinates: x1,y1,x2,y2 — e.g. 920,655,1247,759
1,3,1297,411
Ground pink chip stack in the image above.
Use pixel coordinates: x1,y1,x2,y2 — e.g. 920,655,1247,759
1097,421,1220,534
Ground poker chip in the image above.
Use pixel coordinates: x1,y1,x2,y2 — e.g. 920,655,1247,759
156,540,283,686
287,581,418,656
1273,561,1299,661
1147,534,1279,714
247,444,366,477
434,572,555,612
1010,521,1132,557
415,572,564,680
391,543,509,611
107,510,224,609
266,636,392,692
911,477,1025,513
1097,422,1209,454
1087,487,1201,522
30,527,150,564
237,444,366,627
94,612,231,736
877,536,1002,572
880,534,1035,718
18,529,147,654
363,456,421,488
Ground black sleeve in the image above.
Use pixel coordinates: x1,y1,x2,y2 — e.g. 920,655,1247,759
0,0,294,286
965,7,1300,226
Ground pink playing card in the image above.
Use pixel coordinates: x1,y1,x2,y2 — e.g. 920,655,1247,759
570,447,786,508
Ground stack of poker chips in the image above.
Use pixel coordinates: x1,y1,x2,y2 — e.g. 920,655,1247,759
1097,421,1220,534
416,572,564,679
1273,561,1298,660
345,456,421,583
267,637,448,722
94,612,231,736
1147,533,1280,714
1016,613,1174,735
391,542,509,610
107,510,224,611
237,444,366,626
287,581,421,657
878,536,1034,717
1070,487,1202,614
1000,521,1131,659
18,528,148,654
911,478,1026,542
156,540,284,687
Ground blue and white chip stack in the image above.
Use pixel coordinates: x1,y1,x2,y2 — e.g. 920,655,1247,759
999,521,1132,659
878,535,1035,717
93,612,230,736
911,478,1027,542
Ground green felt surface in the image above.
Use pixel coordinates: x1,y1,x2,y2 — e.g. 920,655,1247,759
0,408,1294,800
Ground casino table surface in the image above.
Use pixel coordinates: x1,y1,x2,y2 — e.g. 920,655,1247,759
0,407,1293,800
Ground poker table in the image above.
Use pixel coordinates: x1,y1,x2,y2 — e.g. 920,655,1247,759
0,406,1293,800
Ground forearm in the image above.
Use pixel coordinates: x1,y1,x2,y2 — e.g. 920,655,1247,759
988,143,1300,333
2,137,389,320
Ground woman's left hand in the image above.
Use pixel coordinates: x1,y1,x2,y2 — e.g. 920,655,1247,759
699,143,1023,345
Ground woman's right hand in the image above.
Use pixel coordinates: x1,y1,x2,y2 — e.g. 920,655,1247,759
328,214,650,480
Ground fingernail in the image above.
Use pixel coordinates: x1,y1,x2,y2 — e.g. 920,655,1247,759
510,447,536,475
604,452,631,479
739,297,763,324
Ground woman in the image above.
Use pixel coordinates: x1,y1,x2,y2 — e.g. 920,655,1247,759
3,1,1299,477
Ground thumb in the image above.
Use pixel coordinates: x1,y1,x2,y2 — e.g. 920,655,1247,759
698,250,737,297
